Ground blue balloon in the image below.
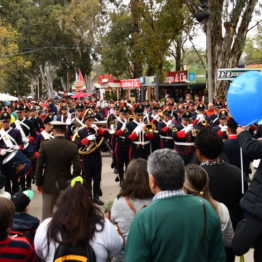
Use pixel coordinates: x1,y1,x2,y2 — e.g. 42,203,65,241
227,71,262,125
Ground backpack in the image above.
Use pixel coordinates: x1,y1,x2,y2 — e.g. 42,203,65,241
53,231,96,262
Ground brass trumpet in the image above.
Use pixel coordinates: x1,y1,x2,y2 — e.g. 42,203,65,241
144,122,156,134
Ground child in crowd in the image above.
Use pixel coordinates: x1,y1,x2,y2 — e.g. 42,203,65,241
10,190,40,244
0,197,39,262
183,164,234,248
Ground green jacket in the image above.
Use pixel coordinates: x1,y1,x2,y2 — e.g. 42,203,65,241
125,195,226,262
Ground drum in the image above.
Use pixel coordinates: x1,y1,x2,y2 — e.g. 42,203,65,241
2,150,32,179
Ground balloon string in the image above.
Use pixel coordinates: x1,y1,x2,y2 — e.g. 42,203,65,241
240,147,244,194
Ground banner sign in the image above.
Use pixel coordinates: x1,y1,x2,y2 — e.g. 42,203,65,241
98,74,115,85
217,68,261,80
120,79,141,88
164,70,188,83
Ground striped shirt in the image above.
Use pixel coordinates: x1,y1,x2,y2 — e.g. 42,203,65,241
153,189,186,201
0,235,39,262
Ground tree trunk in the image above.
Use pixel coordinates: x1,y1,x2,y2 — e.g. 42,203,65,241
185,0,258,100
130,0,143,78
175,35,183,71
61,77,67,91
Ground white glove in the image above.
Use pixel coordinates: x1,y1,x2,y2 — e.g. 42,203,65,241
134,125,143,135
0,149,9,156
196,114,205,122
140,123,145,129
220,126,228,132
167,120,173,128
184,124,193,134
12,145,20,150
121,122,126,131
87,134,96,141
91,124,98,131
23,137,29,143
153,114,159,120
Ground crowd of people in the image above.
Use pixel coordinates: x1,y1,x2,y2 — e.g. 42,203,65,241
0,93,262,262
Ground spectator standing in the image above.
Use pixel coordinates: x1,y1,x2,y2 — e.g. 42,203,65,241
0,197,39,262
184,164,234,247
125,149,226,262
34,178,123,262
232,128,262,261
195,129,242,262
111,158,153,262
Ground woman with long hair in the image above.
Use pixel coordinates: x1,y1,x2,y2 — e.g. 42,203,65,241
183,164,234,248
110,158,153,262
34,177,123,262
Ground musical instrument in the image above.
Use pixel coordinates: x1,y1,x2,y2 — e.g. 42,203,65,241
2,149,32,179
79,136,105,155
144,122,156,134
107,114,117,134
70,118,85,134
128,115,134,122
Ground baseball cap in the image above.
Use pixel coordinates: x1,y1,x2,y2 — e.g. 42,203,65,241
11,190,34,212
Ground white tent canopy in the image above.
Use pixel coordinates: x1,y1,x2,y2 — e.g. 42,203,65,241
0,93,18,101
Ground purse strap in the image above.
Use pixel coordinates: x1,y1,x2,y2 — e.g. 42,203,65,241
125,196,137,214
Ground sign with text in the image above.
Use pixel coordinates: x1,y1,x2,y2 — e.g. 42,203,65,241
120,79,141,88
164,70,188,83
98,74,115,85
217,68,261,80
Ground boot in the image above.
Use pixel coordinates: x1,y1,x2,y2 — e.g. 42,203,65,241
93,196,104,206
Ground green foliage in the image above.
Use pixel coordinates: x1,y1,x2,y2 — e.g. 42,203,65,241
101,12,134,79
243,27,262,65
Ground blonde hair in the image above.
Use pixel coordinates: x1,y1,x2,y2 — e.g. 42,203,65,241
184,164,218,214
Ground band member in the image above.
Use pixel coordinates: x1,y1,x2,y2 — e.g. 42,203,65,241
0,112,24,194
158,109,174,149
213,109,229,140
30,106,44,133
149,104,161,151
114,106,130,184
172,111,195,165
66,102,85,139
57,104,69,123
76,110,109,205
11,105,36,190
126,104,154,160
35,114,54,152
109,102,121,174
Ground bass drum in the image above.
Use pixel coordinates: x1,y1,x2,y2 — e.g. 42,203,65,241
2,150,32,179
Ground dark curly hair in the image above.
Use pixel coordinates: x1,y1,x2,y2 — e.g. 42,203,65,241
195,128,224,159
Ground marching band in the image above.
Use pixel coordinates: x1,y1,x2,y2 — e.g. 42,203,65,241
1,97,257,205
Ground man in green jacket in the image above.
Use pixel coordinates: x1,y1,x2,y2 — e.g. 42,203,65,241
125,149,226,262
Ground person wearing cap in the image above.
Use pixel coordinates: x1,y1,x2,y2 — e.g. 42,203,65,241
29,106,44,133
126,104,154,160
66,101,85,139
0,111,24,194
157,108,175,149
10,190,40,244
172,111,195,165
114,106,130,184
75,110,109,205
35,120,81,220
213,109,229,140
57,104,69,123
0,198,39,262
12,105,37,191
34,114,54,152
148,104,161,151
47,98,57,114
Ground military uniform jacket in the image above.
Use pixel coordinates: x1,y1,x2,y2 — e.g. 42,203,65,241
115,120,130,146
0,127,23,154
57,114,68,123
11,118,36,139
76,126,109,156
172,123,195,155
35,136,81,194
30,117,44,133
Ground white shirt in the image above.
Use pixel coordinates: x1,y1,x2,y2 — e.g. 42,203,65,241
0,189,11,199
34,218,123,262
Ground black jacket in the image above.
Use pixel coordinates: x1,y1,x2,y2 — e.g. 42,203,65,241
201,161,243,227
238,131,262,219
